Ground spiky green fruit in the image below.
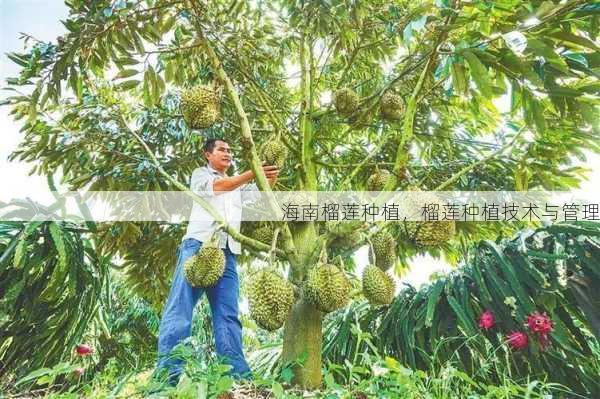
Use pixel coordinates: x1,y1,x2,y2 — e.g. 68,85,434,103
380,92,405,121
261,140,288,169
371,230,396,271
403,220,456,247
366,169,393,191
401,185,456,247
362,265,395,305
247,270,294,331
326,220,363,237
180,85,220,129
304,264,350,313
184,244,225,287
333,88,359,116
326,221,363,250
252,224,276,245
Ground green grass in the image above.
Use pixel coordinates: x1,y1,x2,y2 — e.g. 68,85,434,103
3,340,581,399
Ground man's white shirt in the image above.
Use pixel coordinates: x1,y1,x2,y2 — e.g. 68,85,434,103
183,165,258,254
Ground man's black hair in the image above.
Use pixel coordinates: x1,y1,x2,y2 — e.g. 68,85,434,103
203,138,227,154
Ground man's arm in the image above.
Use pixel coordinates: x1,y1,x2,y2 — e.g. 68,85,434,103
213,170,254,193
213,165,279,194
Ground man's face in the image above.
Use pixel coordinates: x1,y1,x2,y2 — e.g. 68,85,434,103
205,140,232,172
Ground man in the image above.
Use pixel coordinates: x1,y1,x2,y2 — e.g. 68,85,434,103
155,138,278,385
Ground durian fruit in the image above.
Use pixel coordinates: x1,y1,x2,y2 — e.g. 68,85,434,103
326,220,363,236
180,85,220,129
326,220,363,250
261,139,288,169
247,269,294,331
251,223,276,245
333,88,359,116
184,242,225,287
380,92,405,121
370,230,396,271
303,263,350,313
366,169,393,191
402,186,456,247
403,220,456,247
362,265,395,305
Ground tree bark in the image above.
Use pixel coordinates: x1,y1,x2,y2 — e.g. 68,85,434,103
281,221,322,388
281,297,323,389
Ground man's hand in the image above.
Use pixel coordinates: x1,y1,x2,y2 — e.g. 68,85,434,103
262,165,279,186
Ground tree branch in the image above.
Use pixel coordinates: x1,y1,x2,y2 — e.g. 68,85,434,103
122,119,284,256
434,126,526,191
299,35,318,191
186,12,298,260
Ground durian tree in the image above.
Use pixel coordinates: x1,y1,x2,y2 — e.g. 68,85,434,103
3,0,599,389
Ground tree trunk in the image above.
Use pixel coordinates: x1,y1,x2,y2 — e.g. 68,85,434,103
282,221,321,388
281,297,323,389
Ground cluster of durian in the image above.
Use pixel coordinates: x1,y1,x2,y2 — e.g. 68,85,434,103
333,88,406,122
247,269,294,331
303,263,350,313
183,242,225,287
361,228,396,306
260,139,288,169
180,85,221,129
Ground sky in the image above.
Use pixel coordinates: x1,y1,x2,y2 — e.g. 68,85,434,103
1,1,598,289
0,0,69,199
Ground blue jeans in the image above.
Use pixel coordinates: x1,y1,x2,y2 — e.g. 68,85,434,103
156,238,251,384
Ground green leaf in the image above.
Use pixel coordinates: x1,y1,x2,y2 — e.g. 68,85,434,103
280,367,294,383
549,31,600,51
116,80,140,91
115,56,138,66
161,15,177,34
6,52,29,67
113,69,138,80
271,381,284,398
450,61,467,95
15,367,52,386
530,97,546,134
527,38,569,73
447,295,477,336
13,239,28,269
463,50,492,97
143,70,152,107
425,280,445,327
215,376,233,392
49,222,68,271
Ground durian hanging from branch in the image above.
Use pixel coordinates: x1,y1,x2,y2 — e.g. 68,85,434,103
403,220,456,247
367,168,394,191
362,265,396,306
303,263,351,313
251,223,279,246
183,234,225,287
326,220,364,251
260,134,288,169
180,83,222,129
370,229,396,272
401,186,456,247
380,91,405,121
247,268,295,331
333,88,359,117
